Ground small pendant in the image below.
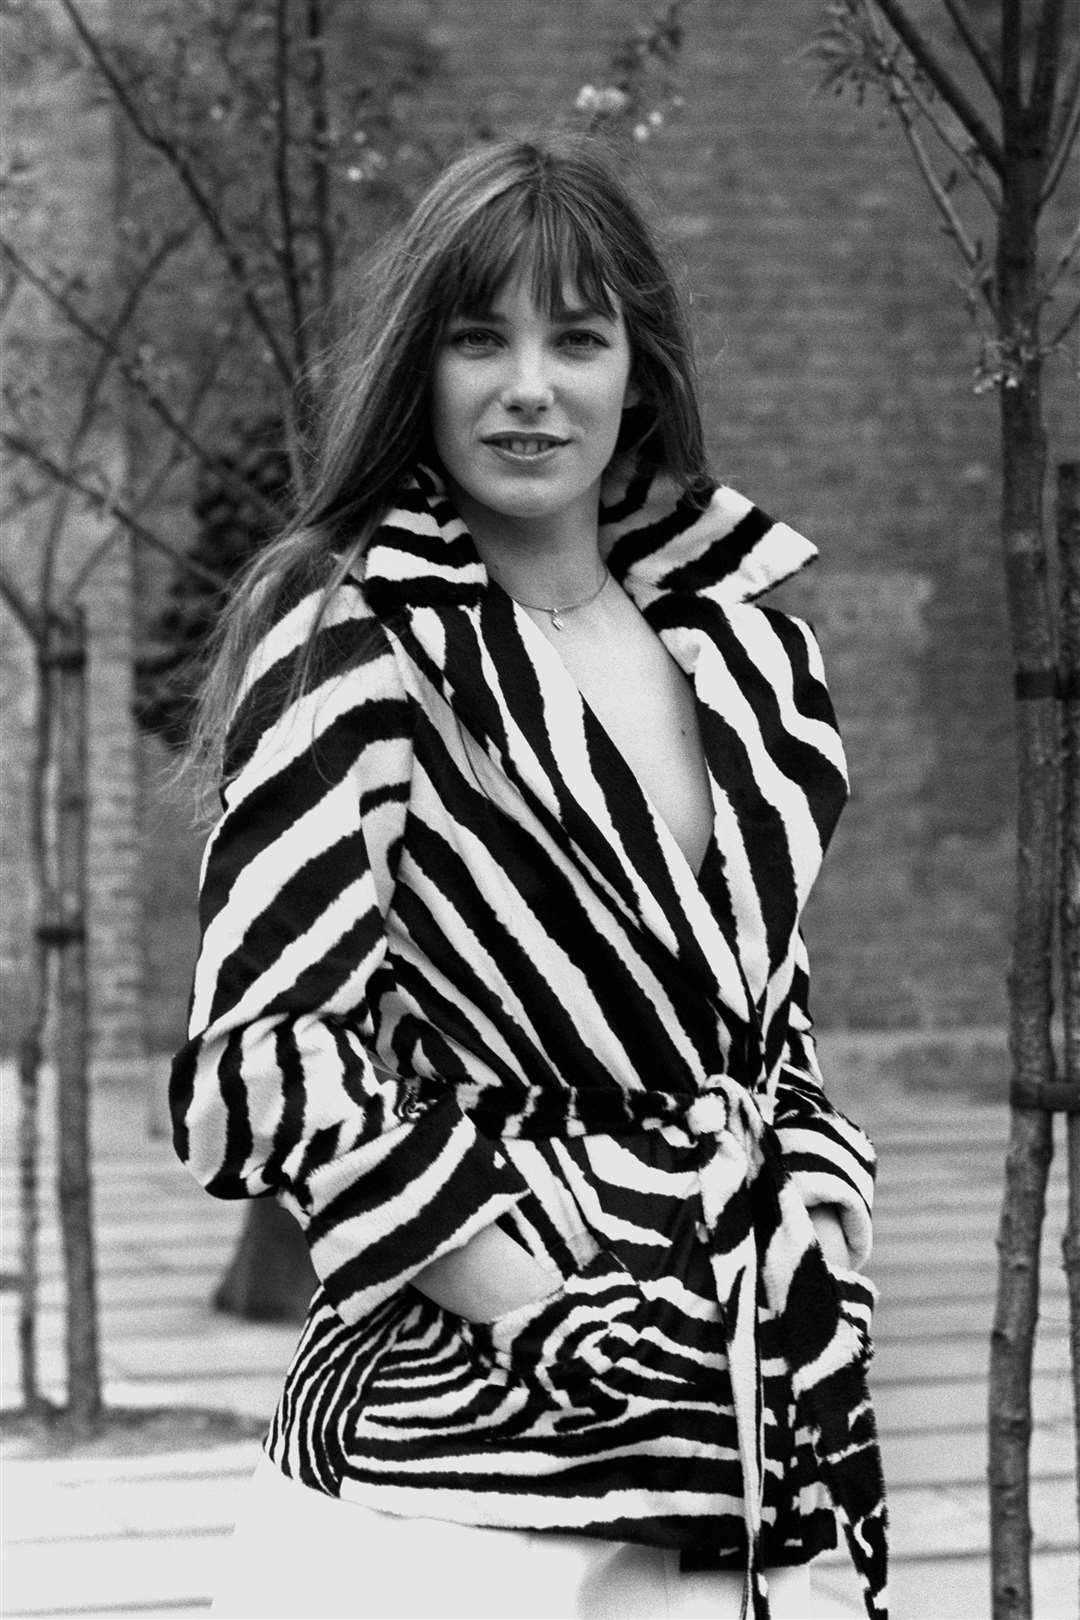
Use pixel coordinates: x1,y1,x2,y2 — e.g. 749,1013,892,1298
550,609,565,631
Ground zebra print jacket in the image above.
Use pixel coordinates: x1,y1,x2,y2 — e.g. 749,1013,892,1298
171,463,887,1620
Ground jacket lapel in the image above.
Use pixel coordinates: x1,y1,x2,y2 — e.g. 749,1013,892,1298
650,606,847,1008
362,465,841,1064
600,468,847,1007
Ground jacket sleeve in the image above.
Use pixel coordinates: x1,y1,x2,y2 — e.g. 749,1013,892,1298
169,582,529,1324
772,932,876,1269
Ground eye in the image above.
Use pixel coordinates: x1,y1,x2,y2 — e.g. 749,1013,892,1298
558,328,608,353
448,326,501,353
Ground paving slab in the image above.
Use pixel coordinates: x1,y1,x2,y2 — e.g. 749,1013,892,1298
3,1530,229,1617
4,1057,1079,1620
102,1324,300,1380
6,1441,261,1485
873,1370,1070,1433
899,1551,1077,1620
874,1205,1065,1241
814,1551,1078,1620
882,1423,1075,1488
884,1477,1077,1557
874,1296,1067,1340
6,1473,249,1542
866,1266,1065,1302
873,1329,1069,1384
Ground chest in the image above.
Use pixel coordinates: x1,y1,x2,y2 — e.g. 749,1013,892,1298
533,603,716,878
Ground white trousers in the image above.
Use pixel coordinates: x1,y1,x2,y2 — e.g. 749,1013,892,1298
211,1455,847,1619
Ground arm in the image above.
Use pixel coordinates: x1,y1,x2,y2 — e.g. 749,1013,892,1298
414,1222,567,1320
169,582,530,1326
773,931,876,1271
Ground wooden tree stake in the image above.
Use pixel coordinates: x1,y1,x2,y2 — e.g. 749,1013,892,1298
50,609,102,1434
1057,463,1080,1553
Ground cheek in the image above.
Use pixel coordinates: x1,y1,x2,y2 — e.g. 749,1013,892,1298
430,369,466,457
593,364,635,433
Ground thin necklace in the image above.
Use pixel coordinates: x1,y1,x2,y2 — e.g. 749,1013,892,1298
505,565,610,631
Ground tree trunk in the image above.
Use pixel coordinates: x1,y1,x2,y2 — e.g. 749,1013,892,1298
16,633,56,1416
1056,463,1080,1548
213,1199,316,1323
51,609,103,1434
16,1028,45,1414
988,74,1057,1620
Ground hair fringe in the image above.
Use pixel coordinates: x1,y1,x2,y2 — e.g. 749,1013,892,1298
176,131,710,818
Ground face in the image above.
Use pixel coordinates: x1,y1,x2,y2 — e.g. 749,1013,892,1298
430,265,636,542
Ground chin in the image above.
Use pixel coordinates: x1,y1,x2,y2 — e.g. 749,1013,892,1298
468,483,577,522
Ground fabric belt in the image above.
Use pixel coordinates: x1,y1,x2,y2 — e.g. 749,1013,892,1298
480,1073,888,1620
686,1081,772,1619
683,1078,887,1620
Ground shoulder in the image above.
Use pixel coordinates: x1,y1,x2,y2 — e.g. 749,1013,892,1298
696,604,845,780
223,575,407,785
693,598,833,686
751,606,831,680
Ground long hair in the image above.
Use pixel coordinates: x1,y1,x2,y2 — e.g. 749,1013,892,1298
184,132,709,805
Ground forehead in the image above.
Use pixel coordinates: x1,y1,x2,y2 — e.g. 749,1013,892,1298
442,202,621,321
462,263,622,322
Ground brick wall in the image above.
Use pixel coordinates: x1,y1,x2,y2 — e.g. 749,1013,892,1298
2,5,143,1065
380,0,1078,1031
5,1,1078,1057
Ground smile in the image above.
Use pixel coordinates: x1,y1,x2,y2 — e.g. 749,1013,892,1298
484,435,569,459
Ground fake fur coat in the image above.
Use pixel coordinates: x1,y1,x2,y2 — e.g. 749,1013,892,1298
171,464,888,1620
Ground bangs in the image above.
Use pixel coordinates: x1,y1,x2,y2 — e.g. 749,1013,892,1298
439,188,622,321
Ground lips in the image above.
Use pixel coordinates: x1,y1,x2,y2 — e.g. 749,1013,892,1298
483,434,569,456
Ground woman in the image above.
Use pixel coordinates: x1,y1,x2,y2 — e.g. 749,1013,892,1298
172,134,887,1620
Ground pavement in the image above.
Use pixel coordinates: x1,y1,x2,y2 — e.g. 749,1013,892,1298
1,1036,1077,1620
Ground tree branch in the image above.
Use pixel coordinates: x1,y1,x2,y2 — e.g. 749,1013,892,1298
0,485,52,528
128,312,247,521
1039,219,1080,305
0,237,280,526
1049,48,1080,149
1042,61,1080,203
0,253,23,329
1029,0,1066,134
0,431,229,594
888,47,1000,209
1001,0,1022,113
895,95,994,301
79,229,186,439
56,0,293,384
1049,294,1080,351
306,0,334,314
860,9,996,308
70,312,250,601
940,0,1001,99
39,228,189,608
872,0,1005,173
0,563,40,643
273,0,307,376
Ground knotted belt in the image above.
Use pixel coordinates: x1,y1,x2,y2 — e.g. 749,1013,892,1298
681,1077,888,1620
483,1069,889,1619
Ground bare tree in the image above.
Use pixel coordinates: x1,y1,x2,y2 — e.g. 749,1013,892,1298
2,0,694,1412
805,4,1079,1615
1058,458,1080,1572
1,0,440,1420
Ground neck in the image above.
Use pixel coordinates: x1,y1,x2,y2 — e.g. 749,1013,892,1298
448,484,606,607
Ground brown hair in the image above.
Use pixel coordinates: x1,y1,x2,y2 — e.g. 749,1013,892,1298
184,132,709,805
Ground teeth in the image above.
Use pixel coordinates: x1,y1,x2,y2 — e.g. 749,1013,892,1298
493,438,557,455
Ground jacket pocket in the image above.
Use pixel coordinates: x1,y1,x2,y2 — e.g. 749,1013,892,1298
463,1244,644,1414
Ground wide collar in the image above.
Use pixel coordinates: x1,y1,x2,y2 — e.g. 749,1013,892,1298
361,461,818,622
360,464,829,1070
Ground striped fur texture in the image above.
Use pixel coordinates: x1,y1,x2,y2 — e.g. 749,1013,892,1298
171,464,887,1618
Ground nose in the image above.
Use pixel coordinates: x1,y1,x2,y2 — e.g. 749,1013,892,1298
500,343,554,415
